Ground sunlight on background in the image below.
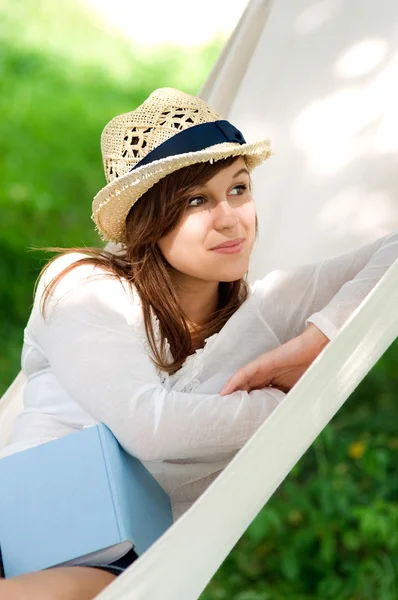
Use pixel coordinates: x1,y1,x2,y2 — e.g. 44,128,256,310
318,187,396,237
294,0,342,35
291,46,398,175
335,39,388,78
82,0,248,47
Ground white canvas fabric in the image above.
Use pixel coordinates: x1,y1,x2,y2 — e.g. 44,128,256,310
222,0,398,278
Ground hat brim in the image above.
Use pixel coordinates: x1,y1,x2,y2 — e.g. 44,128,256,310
92,139,272,243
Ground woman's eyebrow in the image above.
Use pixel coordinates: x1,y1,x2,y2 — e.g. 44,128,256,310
198,168,251,190
232,168,250,178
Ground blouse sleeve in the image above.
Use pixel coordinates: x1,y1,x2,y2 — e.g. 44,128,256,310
251,231,398,343
27,255,284,462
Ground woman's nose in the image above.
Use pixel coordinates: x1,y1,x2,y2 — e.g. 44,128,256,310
212,200,240,230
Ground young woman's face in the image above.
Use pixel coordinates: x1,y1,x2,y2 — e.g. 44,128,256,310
157,157,256,283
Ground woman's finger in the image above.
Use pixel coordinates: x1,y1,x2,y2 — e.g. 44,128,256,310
219,358,268,396
219,363,254,396
219,372,248,396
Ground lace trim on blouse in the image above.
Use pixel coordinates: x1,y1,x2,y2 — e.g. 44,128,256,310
131,307,218,393
130,283,252,393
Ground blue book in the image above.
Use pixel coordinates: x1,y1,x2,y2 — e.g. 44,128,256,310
0,424,173,578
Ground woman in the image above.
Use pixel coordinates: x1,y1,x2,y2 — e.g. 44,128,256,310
0,87,397,599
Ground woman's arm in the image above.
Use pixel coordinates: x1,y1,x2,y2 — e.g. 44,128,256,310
28,258,284,462
306,231,398,339
220,231,398,395
219,323,329,394
252,231,398,344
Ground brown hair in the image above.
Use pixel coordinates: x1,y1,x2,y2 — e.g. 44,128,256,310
39,156,257,375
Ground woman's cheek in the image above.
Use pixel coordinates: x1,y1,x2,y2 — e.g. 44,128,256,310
241,204,256,238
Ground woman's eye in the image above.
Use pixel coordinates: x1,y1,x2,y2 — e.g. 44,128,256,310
187,196,205,207
230,184,247,195
187,185,248,208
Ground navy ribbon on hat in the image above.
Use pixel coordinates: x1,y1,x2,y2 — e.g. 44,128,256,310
130,120,246,172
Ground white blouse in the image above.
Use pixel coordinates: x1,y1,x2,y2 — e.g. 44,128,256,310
2,232,398,524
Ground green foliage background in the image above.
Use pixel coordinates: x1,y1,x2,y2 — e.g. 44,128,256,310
1,1,397,598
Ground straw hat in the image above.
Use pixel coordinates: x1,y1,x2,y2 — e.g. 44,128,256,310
92,88,272,243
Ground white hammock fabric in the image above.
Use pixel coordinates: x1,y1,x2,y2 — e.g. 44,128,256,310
1,0,398,597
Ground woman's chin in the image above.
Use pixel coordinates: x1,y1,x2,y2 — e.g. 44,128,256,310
217,266,249,282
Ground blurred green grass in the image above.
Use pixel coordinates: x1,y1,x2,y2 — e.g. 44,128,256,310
1,1,397,598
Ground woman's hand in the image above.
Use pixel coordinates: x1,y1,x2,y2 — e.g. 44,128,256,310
219,323,329,395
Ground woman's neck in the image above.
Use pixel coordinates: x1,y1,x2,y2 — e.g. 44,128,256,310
173,276,219,327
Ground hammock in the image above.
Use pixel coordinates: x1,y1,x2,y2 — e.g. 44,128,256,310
1,0,398,597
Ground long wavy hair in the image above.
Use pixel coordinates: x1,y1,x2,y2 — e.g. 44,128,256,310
39,156,258,375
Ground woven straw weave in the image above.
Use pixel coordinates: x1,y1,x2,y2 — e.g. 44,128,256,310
102,88,220,184
92,88,272,243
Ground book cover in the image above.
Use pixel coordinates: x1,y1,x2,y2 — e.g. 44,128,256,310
0,424,173,578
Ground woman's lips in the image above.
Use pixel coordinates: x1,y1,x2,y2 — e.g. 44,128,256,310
211,241,244,254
